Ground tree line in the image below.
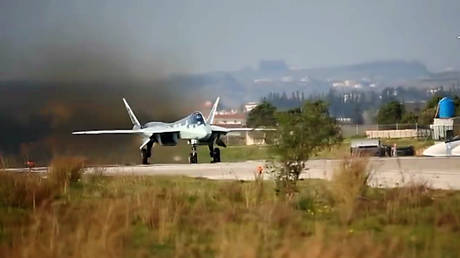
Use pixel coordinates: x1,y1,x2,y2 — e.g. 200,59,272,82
262,86,460,124
376,95,460,125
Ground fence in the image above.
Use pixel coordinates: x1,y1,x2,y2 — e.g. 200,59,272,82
226,123,432,144
340,123,432,138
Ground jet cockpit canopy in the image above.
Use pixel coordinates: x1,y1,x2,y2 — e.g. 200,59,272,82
188,112,205,125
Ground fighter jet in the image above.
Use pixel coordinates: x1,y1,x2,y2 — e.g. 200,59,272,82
73,97,270,164
423,136,460,157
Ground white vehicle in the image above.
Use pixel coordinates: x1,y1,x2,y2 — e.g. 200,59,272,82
423,136,460,157
73,97,270,164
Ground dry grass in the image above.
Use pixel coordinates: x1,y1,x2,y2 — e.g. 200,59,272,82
0,156,85,209
330,158,370,224
0,156,6,169
382,182,435,225
48,156,85,191
0,171,53,209
1,159,460,257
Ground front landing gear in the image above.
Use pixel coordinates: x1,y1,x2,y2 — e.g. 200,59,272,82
189,145,198,164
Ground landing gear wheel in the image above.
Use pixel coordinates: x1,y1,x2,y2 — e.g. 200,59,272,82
209,151,214,163
141,149,149,165
212,147,221,163
189,152,198,164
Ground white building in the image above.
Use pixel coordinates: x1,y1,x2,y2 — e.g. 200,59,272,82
244,102,259,113
431,117,460,140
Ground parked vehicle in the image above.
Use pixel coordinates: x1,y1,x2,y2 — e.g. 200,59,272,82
351,139,415,157
350,139,385,157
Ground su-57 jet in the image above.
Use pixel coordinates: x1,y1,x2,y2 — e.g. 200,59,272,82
73,97,269,164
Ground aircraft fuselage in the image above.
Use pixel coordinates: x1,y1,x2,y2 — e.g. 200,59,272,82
141,112,213,145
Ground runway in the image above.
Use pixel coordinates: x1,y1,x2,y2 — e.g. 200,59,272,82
7,157,460,190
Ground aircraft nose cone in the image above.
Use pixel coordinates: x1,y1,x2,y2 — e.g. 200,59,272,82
452,145,460,156
423,142,446,156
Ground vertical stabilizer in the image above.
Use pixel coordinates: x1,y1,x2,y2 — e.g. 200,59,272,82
207,97,220,125
123,98,141,129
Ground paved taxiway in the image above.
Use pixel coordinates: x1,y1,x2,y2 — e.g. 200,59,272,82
7,157,460,190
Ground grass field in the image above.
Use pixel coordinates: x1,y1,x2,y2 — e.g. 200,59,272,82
1,157,460,257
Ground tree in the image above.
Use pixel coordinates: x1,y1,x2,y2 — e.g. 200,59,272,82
425,95,442,109
418,95,441,125
270,100,342,195
246,101,277,127
400,112,418,124
418,108,436,125
451,95,460,116
376,101,404,124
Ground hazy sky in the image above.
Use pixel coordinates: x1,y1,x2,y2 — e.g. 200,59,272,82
1,0,460,78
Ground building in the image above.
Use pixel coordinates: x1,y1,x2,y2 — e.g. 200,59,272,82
213,111,267,145
431,117,460,140
213,112,246,127
244,102,259,113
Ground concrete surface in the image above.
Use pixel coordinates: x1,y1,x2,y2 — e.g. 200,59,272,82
6,157,460,190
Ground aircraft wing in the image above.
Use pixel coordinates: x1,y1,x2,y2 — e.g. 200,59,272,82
73,127,180,135
210,125,276,134
72,129,145,135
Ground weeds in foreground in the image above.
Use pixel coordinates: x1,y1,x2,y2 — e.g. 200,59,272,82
330,158,370,224
83,166,106,184
0,172,53,209
0,156,6,170
0,156,85,209
1,159,460,258
48,156,85,192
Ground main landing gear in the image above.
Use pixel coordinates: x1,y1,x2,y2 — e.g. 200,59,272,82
208,144,221,163
212,147,221,163
141,141,154,165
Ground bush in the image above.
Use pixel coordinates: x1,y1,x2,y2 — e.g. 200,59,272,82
272,101,342,195
48,156,85,191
